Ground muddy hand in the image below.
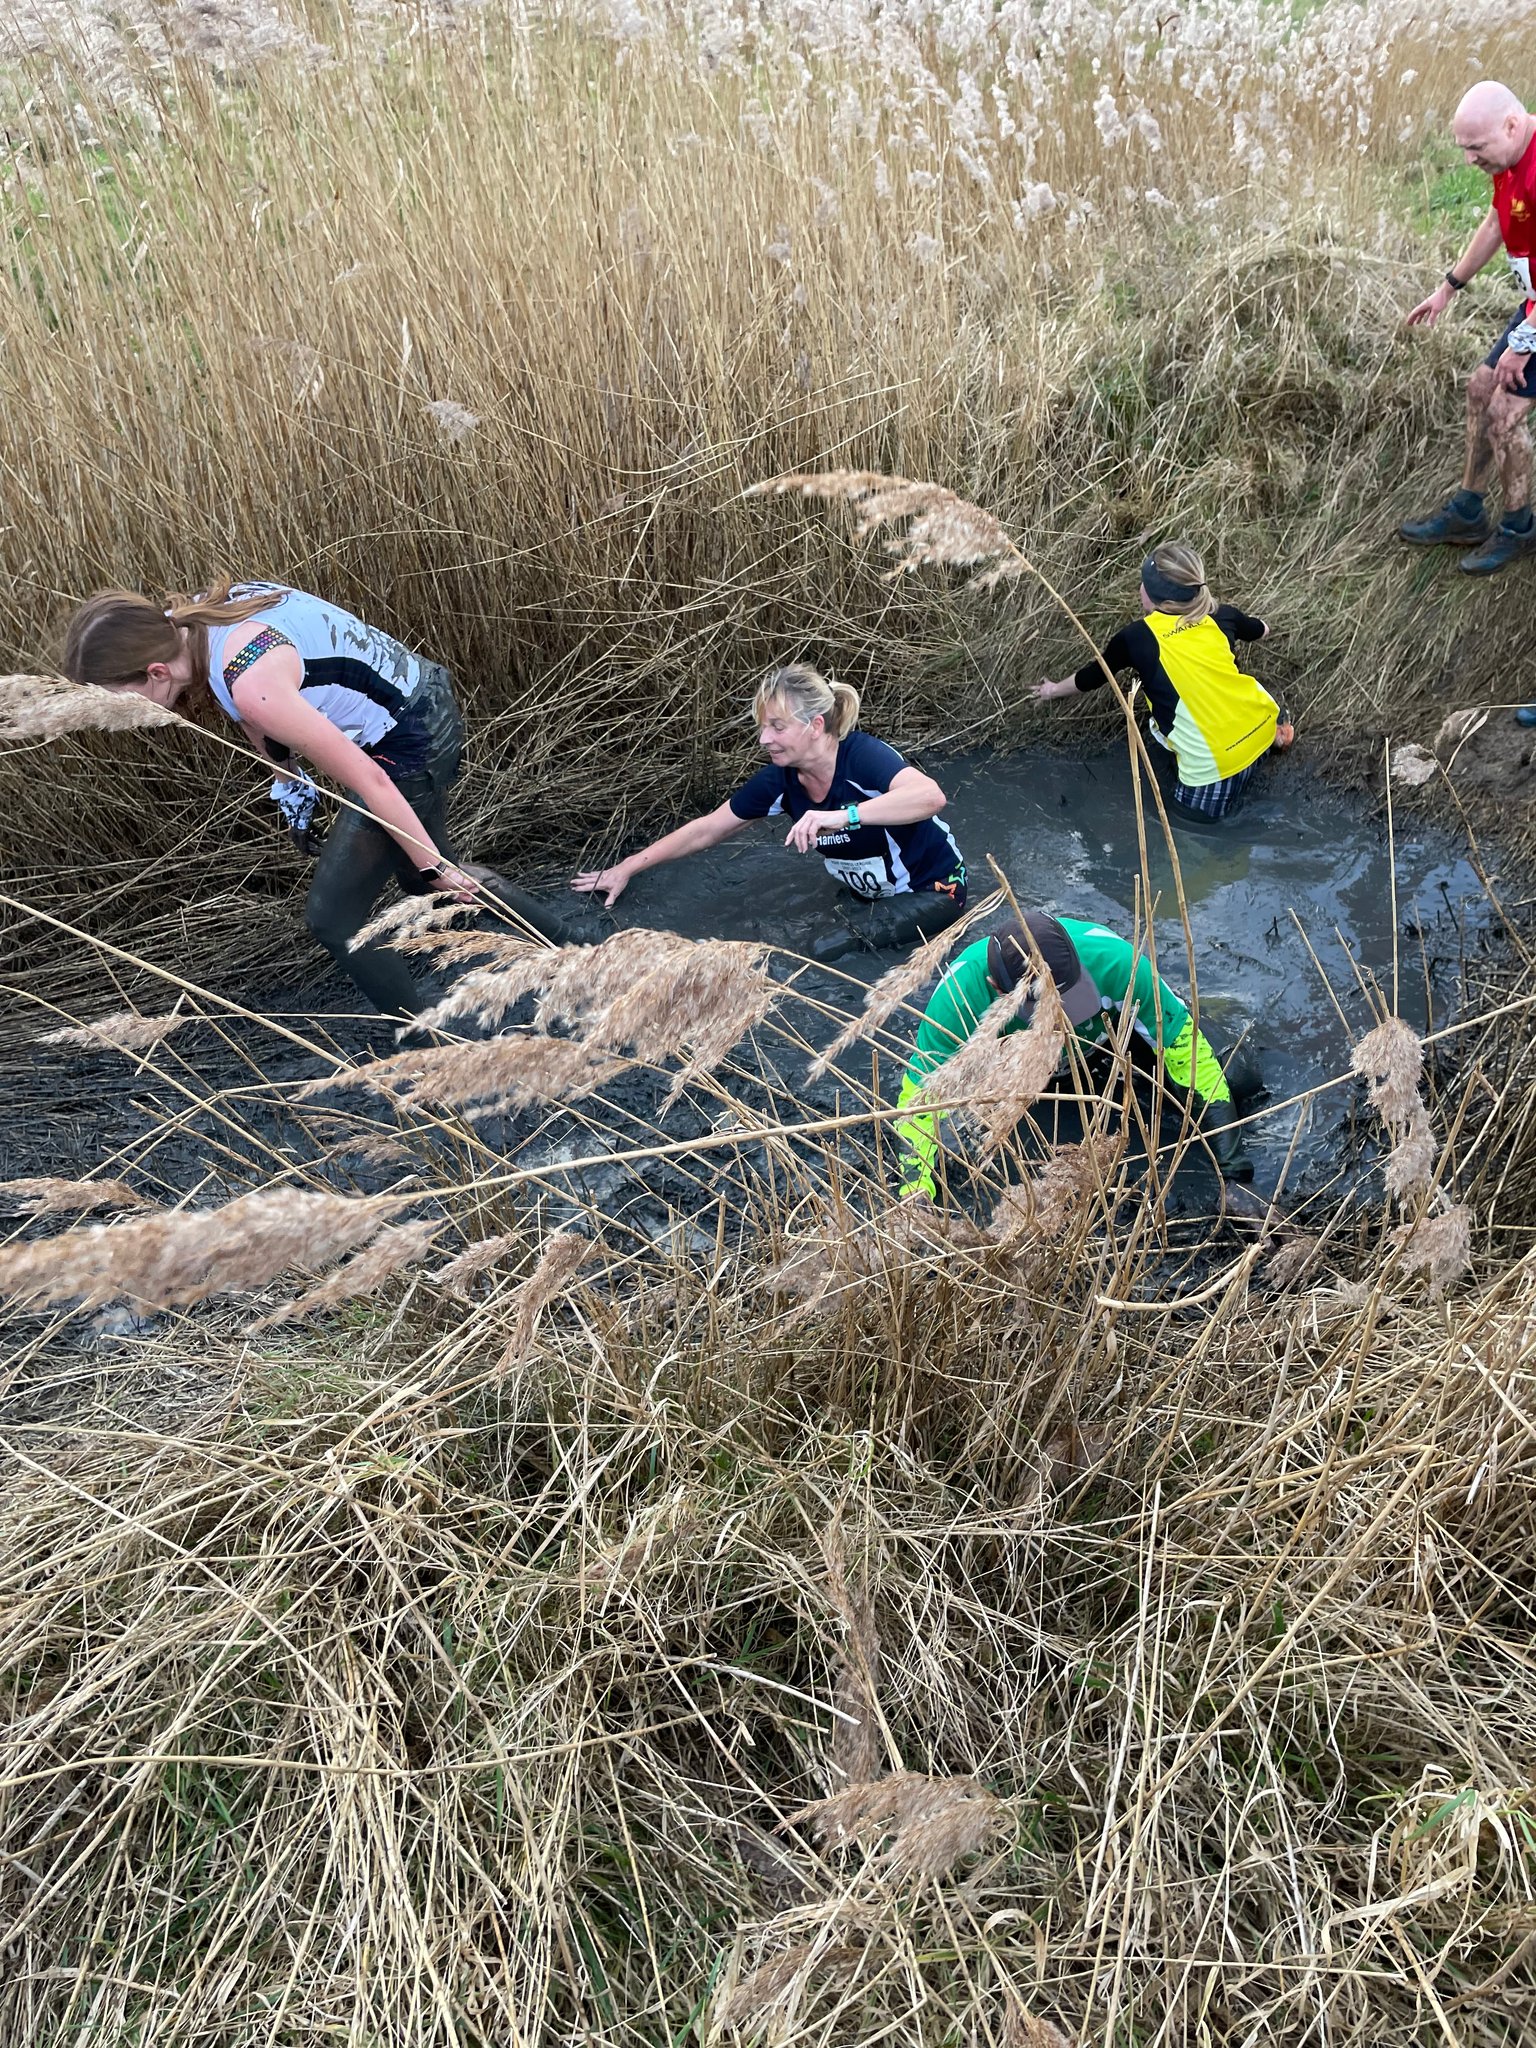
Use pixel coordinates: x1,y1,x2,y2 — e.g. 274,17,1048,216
785,812,842,854
571,865,630,904
428,861,481,903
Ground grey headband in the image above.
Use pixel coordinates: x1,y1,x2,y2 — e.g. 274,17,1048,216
1141,554,1202,607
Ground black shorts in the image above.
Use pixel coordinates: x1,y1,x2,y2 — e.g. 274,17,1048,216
1485,306,1536,398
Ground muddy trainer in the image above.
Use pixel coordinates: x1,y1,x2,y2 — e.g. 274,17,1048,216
572,663,967,950
62,582,574,1017
1401,81,1536,578
894,912,1256,1200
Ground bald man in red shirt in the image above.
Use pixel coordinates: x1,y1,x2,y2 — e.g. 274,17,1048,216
1401,81,1536,580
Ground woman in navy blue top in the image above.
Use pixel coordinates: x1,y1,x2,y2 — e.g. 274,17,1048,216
571,664,967,949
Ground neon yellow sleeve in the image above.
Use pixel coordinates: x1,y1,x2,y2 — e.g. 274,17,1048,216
1163,1020,1230,1105
894,1073,940,1200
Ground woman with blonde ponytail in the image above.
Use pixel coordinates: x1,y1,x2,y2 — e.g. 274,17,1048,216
572,661,968,949
62,580,575,1017
1032,542,1293,821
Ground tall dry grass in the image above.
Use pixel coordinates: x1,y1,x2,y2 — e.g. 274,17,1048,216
1,893,1534,2042
0,0,1531,980
4,6,1536,2043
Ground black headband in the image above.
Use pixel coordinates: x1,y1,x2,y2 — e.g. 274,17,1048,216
1141,554,1202,607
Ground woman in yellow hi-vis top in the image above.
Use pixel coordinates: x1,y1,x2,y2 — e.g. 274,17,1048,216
1033,540,1292,820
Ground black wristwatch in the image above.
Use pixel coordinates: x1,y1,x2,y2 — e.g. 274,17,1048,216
1445,269,1469,292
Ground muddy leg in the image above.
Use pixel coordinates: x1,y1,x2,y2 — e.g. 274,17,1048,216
1462,364,1498,493
1487,387,1535,512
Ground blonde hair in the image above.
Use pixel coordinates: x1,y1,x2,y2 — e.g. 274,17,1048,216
753,662,860,740
1147,540,1213,629
62,580,273,690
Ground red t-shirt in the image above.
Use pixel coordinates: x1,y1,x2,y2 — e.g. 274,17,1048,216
1494,130,1536,313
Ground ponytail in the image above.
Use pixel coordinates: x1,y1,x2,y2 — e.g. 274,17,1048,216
1144,540,1214,630
164,579,275,632
62,579,271,690
753,661,861,739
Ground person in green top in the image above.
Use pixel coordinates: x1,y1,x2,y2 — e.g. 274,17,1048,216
894,911,1252,1199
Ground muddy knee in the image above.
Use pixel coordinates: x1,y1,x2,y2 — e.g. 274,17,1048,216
304,879,360,960
1468,363,1498,411
1487,392,1534,452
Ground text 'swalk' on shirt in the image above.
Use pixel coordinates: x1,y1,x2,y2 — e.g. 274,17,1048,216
1073,606,1276,791
205,585,438,775
904,920,1191,1093
1495,129,1536,313
727,729,965,900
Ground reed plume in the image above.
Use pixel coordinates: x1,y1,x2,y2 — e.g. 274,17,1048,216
0,673,181,740
749,471,1033,588
1350,1016,1439,1204
301,1035,625,1121
917,977,1067,1153
806,894,999,1082
0,1175,148,1215
717,1941,862,2034
786,1771,1002,1881
0,1189,403,1312
417,928,779,1100
499,1230,594,1366
1392,1205,1473,1298
763,1199,989,1309
255,1219,440,1327
434,1230,523,1299
999,2005,1078,2048
42,1008,196,1053
986,1137,1116,1246
823,1533,884,1785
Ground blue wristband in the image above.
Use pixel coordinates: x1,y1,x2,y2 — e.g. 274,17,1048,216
846,803,861,829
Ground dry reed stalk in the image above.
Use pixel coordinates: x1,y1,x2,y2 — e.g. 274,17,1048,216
433,1230,523,1298
0,1188,403,1311
918,977,1067,1153
300,1034,625,1120
0,1175,149,1215
0,673,181,739
41,1008,195,1052
253,1219,440,1327
499,1230,593,1366
749,471,1030,587
787,1771,1002,1880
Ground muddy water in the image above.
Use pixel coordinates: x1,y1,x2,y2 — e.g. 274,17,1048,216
9,746,1493,1278
594,745,1493,1205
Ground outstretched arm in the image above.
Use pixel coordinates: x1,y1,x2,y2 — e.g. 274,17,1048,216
1033,623,1142,703
785,765,948,852
1406,207,1502,326
571,801,749,905
229,649,475,895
